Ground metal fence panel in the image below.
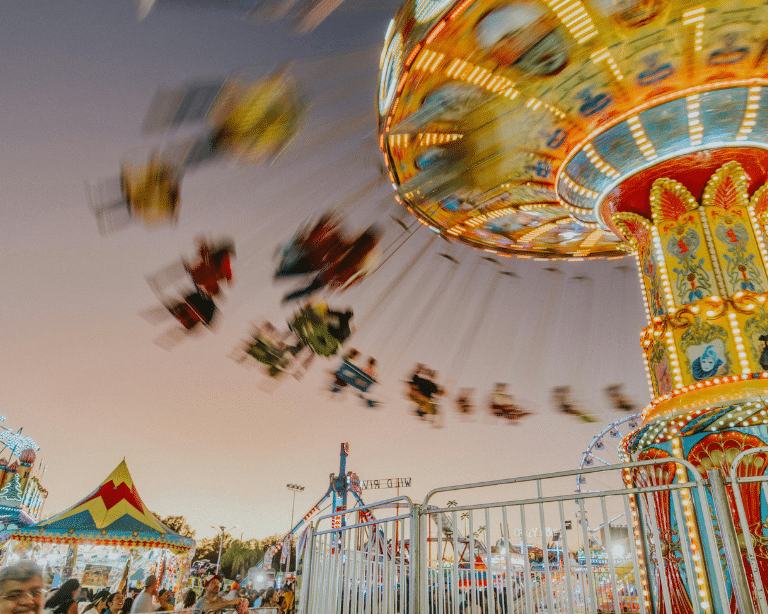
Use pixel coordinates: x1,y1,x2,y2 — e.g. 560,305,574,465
730,447,768,614
302,497,414,614
419,459,727,614
300,460,739,614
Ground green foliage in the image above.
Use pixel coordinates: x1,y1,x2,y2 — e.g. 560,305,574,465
155,521,298,579
192,533,234,564
220,540,263,579
160,515,196,538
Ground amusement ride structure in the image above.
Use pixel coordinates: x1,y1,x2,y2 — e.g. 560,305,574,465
253,443,366,576
0,417,47,534
375,0,768,612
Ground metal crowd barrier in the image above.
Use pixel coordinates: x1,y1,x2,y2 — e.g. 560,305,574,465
300,496,415,614
142,608,279,614
300,459,736,614
730,447,768,614
418,459,729,614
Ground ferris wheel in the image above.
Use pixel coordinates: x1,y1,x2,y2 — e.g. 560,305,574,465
574,413,640,548
576,413,641,495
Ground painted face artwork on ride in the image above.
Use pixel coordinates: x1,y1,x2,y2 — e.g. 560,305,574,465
680,321,732,384
690,344,726,381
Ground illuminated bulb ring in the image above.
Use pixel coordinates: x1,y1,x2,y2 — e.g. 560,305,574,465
576,413,642,544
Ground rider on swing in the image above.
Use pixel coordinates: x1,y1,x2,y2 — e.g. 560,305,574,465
407,364,444,417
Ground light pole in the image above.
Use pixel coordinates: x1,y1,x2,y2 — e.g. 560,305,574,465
211,524,239,575
286,484,305,531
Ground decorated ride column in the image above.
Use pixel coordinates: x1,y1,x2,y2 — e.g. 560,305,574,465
614,162,768,614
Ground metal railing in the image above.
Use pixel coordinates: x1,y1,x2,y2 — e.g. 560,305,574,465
299,459,742,614
300,496,415,614
140,609,279,614
730,447,768,614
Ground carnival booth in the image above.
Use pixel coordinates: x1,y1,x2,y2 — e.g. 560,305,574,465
2,460,195,592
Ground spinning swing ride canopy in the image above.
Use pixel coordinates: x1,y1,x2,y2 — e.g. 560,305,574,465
377,0,768,259
9,460,195,555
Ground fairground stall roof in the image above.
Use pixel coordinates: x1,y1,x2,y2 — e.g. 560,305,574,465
11,460,194,555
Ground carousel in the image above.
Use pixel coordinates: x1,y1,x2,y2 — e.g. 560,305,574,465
2,460,195,592
0,418,48,534
378,0,768,612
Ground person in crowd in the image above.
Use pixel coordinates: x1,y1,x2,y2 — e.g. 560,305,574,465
192,576,240,614
223,584,239,602
178,591,196,611
261,589,278,608
155,591,173,613
0,560,44,614
130,575,157,614
104,593,124,614
76,590,90,614
44,579,80,614
251,592,262,608
279,584,294,614
82,591,110,614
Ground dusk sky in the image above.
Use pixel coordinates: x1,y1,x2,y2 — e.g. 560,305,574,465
1,0,648,543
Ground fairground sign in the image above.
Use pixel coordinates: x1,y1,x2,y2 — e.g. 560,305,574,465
361,478,412,490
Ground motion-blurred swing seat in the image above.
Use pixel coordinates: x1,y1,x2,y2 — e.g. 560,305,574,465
290,303,351,357
245,336,293,377
167,290,216,330
331,359,378,407
213,73,307,163
121,159,180,226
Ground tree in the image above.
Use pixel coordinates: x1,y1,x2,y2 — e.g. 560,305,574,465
159,515,196,538
220,540,263,579
193,533,234,565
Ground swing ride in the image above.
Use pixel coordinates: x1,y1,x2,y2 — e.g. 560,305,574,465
140,238,237,347
330,350,379,407
235,301,354,378
276,220,383,303
85,0,657,430
375,0,768,610
89,66,306,233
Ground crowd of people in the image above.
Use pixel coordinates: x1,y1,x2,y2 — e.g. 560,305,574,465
0,561,296,614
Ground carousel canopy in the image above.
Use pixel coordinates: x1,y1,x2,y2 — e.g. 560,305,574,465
11,460,194,554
